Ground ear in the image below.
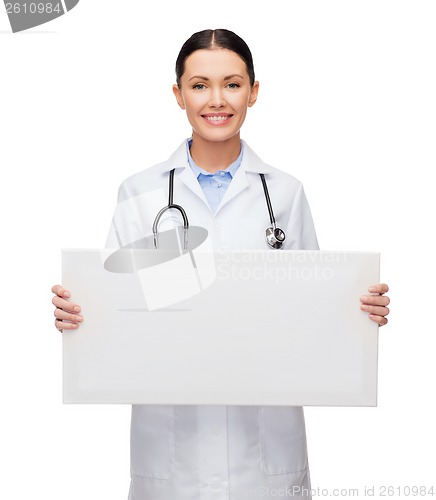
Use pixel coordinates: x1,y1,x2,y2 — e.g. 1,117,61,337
172,84,186,110
248,81,260,108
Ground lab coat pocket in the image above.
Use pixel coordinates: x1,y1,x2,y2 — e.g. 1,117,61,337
259,406,308,475
130,405,175,479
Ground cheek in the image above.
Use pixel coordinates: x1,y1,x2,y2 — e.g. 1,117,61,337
184,93,206,115
228,92,251,112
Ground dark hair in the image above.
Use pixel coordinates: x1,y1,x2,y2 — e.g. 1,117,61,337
175,29,255,87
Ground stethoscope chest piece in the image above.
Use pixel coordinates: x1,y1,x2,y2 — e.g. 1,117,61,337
260,173,286,249
265,225,286,249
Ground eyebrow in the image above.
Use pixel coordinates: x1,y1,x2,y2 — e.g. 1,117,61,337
188,74,245,81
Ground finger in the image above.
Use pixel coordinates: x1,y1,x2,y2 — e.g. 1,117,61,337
54,308,83,323
51,284,71,298
360,304,390,317
360,294,390,306
52,295,81,313
368,283,389,294
55,318,80,331
369,314,388,326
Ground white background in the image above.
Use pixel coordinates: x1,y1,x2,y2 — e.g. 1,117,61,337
1,1,435,499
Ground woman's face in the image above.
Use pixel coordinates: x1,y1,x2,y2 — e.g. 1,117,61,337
173,49,259,143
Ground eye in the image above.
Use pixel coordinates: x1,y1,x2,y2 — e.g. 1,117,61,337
227,83,240,89
193,83,206,90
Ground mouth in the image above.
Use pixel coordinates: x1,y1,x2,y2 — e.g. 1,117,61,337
201,113,234,125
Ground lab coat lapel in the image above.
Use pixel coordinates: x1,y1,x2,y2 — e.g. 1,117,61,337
161,140,210,211
161,139,272,216
177,167,211,210
214,141,271,216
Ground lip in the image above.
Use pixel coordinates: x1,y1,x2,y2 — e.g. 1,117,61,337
201,113,234,126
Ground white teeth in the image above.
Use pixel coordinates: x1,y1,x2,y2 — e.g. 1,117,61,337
205,115,229,121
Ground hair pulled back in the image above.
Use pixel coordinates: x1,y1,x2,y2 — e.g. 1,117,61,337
175,29,255,87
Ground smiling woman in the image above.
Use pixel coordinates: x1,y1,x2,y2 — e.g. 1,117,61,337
51,28,390,500
172,31,259,172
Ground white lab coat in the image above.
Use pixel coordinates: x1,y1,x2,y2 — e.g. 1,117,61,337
105,139,319,500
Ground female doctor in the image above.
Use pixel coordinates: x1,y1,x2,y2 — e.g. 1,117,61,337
51,29,390,500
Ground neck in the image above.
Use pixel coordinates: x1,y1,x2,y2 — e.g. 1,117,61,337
189,132,241,173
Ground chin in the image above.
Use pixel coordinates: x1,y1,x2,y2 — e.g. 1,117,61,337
194,127,240,143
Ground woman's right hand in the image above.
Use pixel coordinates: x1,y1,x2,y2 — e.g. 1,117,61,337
52,284,83,332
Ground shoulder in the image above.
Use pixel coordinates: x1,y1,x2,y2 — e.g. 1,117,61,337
242,140,304,191
115,162,167,203
116,141,188,202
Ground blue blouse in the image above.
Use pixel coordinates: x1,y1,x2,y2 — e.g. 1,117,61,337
186,138,244,213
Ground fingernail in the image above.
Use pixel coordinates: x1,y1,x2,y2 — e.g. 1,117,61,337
360,295,368,302
361,304,368,310
76,316,83,321
64,291,71,298
368,286,376,292
74,306,81,313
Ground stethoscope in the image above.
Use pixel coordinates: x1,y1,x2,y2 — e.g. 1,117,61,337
152,169,286,250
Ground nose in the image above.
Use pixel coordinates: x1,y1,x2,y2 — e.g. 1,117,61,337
208,87,226,108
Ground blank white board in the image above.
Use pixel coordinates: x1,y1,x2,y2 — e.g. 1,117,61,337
62,250,379,406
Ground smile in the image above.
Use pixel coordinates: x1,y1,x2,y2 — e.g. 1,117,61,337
201,114,233,125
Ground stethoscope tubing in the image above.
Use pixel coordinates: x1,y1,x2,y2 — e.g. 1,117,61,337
152,169,190,249
153,168,286,250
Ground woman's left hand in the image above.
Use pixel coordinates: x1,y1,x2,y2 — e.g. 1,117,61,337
360,283,390,326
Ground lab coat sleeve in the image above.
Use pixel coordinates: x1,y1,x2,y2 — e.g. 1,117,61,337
285,183,319,250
